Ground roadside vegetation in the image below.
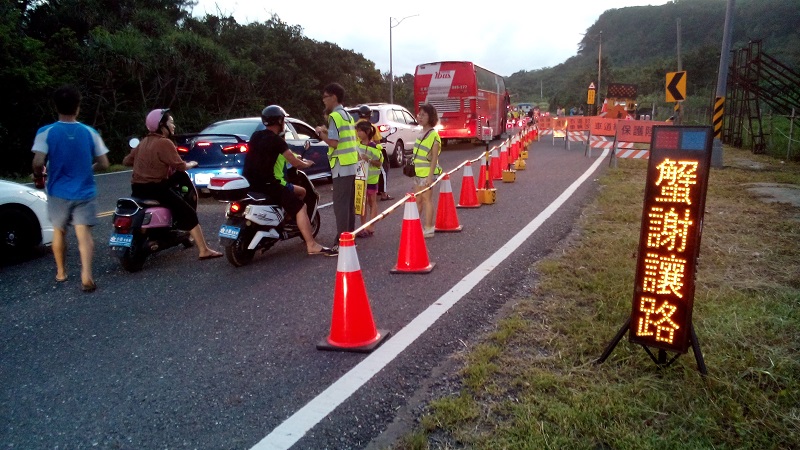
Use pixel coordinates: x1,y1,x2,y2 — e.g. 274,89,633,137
394,146,799,449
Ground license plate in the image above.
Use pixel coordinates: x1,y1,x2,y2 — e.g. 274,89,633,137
194,173,212,186
109,233,133,247
219,224,240,239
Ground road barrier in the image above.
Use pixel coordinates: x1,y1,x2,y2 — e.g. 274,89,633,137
434,174,463,232
456,161,480,208
390,195,436,274
317,231,390,353
323,125,549,352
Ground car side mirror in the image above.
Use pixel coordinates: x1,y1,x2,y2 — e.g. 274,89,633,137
304,140,311,150
128,138,140,148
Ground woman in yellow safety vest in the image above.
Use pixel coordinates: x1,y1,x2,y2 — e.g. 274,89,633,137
412,103,443,238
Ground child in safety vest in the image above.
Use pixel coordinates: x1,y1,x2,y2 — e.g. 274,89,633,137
355,121,383,237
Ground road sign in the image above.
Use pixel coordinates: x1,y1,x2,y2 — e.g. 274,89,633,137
629,126,713,353
587,89,596,105
666,71,687,102
588,82,596,90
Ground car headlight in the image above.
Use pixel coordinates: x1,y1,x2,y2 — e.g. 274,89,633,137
26,190,48,202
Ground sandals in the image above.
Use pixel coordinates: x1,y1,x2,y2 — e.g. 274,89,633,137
308,246,338,256
355,230,374,238
379,195,394,201
81,281,97,293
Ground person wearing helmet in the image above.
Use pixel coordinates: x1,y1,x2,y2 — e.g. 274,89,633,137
356,105,393,202
123,108,223,260
242,105,336,256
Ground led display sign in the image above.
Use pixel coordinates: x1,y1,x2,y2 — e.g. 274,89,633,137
628,126,713,353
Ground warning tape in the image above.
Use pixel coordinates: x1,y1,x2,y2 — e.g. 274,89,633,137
614,149,650,159
568,131,586,142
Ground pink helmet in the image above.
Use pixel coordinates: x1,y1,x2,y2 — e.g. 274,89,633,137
145,108,170,132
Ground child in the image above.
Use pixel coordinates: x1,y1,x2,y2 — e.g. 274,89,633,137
355,121,383,237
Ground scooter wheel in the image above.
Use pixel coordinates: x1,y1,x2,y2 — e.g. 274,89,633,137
225,233,255,267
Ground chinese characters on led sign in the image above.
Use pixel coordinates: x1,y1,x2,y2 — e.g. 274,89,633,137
629,127,712,353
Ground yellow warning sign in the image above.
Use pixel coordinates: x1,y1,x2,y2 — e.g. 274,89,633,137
666,71,687,102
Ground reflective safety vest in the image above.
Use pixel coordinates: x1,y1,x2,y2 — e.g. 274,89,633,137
328,109,359,168
412,129,442,177
358,142,383,184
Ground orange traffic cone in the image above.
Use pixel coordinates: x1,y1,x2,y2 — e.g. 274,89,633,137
457,161,480,208
490,146,502,180
477,153,494,189
499,144,509,171
435,174,463,232
390,195,435,274
317,232,390,352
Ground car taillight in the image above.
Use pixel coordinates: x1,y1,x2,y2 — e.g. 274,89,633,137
222,143,248,154
229,202,242,214
114,216,132,234
177,145,189,153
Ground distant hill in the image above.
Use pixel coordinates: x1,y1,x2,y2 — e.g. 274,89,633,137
506,0,800,114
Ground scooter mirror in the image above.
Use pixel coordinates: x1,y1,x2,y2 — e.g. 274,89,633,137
128,138,140,148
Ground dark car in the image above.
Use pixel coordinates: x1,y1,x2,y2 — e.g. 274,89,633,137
177,117,331,191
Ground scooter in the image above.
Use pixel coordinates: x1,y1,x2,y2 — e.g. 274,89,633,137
208,167,321,267
108,138,197,272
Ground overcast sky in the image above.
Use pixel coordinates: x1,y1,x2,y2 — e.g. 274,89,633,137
193,0,671,78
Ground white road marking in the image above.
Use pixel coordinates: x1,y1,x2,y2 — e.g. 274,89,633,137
251,149,610,450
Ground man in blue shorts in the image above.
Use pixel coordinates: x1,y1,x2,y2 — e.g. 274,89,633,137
31,85,110,292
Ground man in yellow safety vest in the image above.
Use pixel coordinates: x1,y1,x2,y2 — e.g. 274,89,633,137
316,83,359,250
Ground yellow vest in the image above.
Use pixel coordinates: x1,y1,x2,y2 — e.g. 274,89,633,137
412,129,442,177
328,109,359,168
358,142,383,184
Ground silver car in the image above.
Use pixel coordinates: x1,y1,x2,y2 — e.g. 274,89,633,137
347,103,422,168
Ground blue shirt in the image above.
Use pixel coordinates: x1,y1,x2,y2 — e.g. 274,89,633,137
31,121,109,200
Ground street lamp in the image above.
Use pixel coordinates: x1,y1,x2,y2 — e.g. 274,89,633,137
389,14,419,104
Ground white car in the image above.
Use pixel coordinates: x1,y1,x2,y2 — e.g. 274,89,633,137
0,180,53,258
347,103,422,168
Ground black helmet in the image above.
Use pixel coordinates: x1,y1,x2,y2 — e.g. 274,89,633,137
261,105,288,126
357,104,372,119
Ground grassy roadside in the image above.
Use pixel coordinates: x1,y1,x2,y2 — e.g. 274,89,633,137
395,147,799,449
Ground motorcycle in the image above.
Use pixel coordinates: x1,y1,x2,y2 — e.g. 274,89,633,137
207,166,321,267
108,138,197,272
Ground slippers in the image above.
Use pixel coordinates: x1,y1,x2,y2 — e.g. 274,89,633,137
308,246,337,256
56,275,68,283
379,195,394,201
355,230,373,238
199,252,223,261
81,281,97,293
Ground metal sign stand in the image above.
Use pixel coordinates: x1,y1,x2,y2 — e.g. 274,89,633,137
596,316,708,375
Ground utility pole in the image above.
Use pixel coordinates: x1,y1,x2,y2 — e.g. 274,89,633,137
712,0,735,168
676,18,683,125
597,31,602,114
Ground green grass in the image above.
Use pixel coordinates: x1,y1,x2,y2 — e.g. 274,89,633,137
394,146,800,450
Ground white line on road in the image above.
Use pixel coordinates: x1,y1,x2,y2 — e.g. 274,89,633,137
251,149,610,450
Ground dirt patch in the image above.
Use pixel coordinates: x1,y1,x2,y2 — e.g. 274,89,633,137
745,182,800,208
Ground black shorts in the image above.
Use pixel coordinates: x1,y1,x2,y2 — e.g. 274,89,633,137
279,185,304,217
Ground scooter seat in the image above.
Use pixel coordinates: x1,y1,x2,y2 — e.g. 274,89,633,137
247,192,279,205
130,197,162,206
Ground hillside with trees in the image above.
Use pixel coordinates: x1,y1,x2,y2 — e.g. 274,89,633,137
505,0,800,120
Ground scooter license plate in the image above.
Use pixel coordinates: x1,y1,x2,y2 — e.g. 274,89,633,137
219,224,240,239
109,233,133,248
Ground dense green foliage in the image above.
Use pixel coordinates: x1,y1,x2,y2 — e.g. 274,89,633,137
506,0,800,118
0,0,410,176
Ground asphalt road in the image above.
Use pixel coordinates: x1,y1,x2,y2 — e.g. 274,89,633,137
1,137,609,449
